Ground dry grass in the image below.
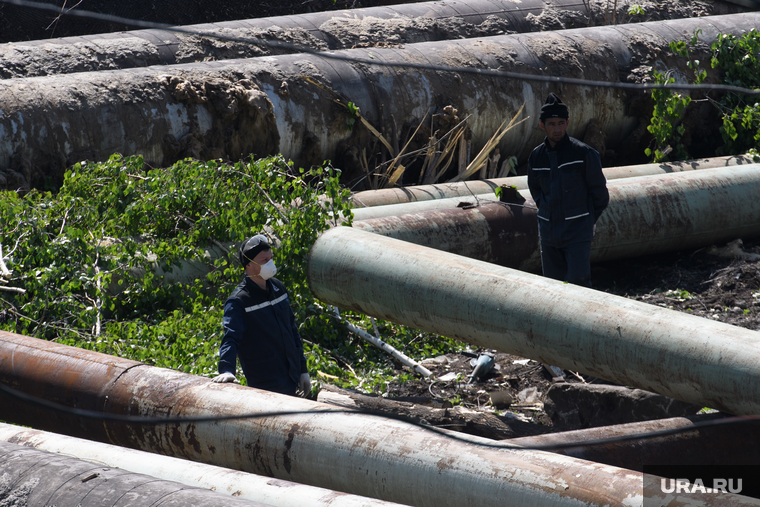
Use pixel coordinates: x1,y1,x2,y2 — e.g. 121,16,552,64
358,104,527,189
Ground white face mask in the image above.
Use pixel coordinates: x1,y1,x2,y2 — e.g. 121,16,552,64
256,259,277,280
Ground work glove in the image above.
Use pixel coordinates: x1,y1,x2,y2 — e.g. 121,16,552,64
298,373,311,394
212,372,239,383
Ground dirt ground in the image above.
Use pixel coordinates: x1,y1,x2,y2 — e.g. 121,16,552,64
372,238,760,435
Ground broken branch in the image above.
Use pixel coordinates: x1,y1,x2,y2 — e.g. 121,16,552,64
333,307,432,377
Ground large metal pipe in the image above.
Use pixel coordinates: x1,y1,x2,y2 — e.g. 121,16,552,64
0,422,406,507
0,0,550,78
355,191,543,269
0,330,714,507
306,225,760,415
0,0,744,79
2,13,758,186
4,418,759,504
0,440,271,507
352,165,760,271
351,154,759,220
350,154,756,209
350,172,679,221
507,414,760,471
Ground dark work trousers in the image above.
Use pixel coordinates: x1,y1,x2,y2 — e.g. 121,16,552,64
540,241,593,288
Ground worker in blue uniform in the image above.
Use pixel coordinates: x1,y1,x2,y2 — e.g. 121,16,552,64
212,234,311,396
527,93,609,287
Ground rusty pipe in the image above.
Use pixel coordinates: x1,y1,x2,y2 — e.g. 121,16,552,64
0,329,722,507
507,414,760,472
0,440,272,507
351,154,758,220
2,13,759,186
352,165,760,271
350,154,757,209
353,193,542,269
0,422,407,507
1,0,745,79
0,0,580,79
307,225,760,415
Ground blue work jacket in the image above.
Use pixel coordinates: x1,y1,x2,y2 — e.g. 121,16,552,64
527,134,609,247
219,276,307,394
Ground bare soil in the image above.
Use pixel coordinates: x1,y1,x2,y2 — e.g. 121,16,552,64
372,238,760,435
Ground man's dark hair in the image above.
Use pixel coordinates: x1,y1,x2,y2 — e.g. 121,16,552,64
238,234,271,266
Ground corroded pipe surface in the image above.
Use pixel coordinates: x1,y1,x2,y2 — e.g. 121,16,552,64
353,165,760,271
0,0,572,78
0,422,406,507
353,196,541,268
592,164,760,261
508,414,760,471
307,226,760,416
350,154,756,209
352,189,521,221
0,330,707,507
0,0,744,79
0,440,271,507
2,13,759,187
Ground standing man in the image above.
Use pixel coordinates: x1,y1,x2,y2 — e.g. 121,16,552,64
212,234,311,396
527,93,609,287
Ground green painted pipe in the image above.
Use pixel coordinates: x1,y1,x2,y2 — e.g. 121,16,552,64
307,225,760,415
